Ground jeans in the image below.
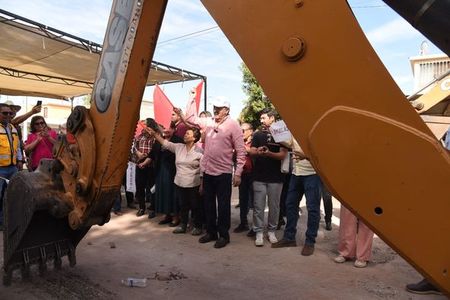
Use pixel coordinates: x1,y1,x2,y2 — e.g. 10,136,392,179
0,165,18,225
279,173,291,221
252,181,283,233
322,184,333,223
203,173,232,239
238,172,252,225
112,191,122,212
283,174,322,245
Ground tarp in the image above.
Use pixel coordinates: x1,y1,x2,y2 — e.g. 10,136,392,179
0,10,204,100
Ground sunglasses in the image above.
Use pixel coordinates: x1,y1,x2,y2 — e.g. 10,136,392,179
1,112,14,116
34,121,45,126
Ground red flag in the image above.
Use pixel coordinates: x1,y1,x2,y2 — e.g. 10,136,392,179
194,81,204,113
153,85,173,129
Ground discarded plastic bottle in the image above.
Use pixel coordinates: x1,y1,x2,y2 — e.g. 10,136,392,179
121,278,147,287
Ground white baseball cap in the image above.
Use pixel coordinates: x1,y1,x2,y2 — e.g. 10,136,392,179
212,97,230,108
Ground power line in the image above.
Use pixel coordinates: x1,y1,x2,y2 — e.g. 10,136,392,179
157,4,388,47
158,26,219,46
351,4,388,8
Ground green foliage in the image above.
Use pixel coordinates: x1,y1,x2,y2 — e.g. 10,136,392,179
81,94,91,108
239,63,275,129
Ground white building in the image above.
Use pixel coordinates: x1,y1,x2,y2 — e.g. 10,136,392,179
410,53,450,93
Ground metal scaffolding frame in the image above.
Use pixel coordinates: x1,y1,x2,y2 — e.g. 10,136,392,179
0,8,207,105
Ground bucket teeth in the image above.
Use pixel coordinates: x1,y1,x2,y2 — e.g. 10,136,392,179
3,167,90,285
38,246,47,275
54,243,62,270
68,244,76,267
21,250,31,280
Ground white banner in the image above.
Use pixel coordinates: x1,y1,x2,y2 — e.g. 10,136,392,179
126,162,136,194
269,120,291,143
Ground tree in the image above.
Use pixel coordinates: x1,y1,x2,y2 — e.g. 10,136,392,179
239,63,275,129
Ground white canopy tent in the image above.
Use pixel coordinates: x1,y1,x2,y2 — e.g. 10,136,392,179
0,9,206,100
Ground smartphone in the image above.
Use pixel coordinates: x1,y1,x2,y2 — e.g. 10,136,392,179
36,100,42,106
146,118,160,132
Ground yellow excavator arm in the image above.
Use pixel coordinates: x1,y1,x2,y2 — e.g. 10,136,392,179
3,0,449,296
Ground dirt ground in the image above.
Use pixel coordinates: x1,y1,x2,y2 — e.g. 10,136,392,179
0,190,447,300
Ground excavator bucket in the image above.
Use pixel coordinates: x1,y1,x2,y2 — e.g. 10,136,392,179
2,159,90,285
2,0,168,286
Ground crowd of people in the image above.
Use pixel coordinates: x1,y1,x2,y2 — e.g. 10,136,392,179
113,93,449,295
0,101,60,230
0,95,447,295
118,96,376,260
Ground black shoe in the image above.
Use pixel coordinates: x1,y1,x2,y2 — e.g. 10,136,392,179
148,211,156,219
406,279,442,295
199,233,218,243
271,238,297,248
246,229,256,237
158,217,173,225
276,218,286,230
136,209,145,217
325,221,332,231
301,244,315,256
233,224,249,233
214,237,230,248
169,220,180,227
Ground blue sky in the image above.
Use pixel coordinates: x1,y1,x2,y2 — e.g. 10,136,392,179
0,0,444,118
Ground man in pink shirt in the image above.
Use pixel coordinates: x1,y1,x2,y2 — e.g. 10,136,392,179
177,96,246,248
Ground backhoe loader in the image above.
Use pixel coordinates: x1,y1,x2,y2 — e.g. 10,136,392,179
3,0,449,296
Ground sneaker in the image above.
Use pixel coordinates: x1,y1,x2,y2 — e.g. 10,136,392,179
199,233,218,243
136,209,145,217
354,260,367,268
191,227,202,236
267,231,278,244
173,225,187,234
301,244,315,256
233,224,249,233
214,237,230,249
325,221,332,231
271,238,297,248
406,279,442,295
334,255,346,263
255,232,264,247
247,229,256,237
